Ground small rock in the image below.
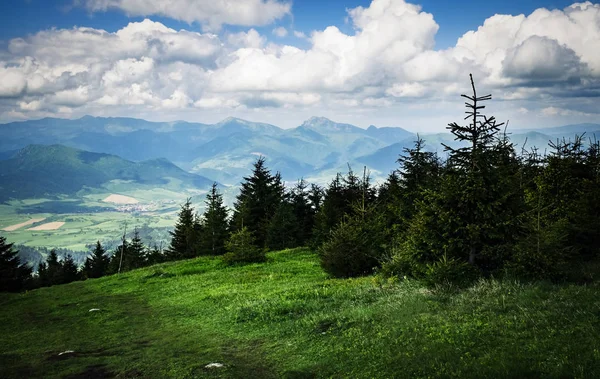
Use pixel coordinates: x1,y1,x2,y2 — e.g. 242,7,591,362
205,363,225,369
89,308,101,312
58,350,75,356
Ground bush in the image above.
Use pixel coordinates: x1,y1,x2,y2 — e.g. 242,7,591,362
423,253,478,288
378,241,421,279
319,217,382,278
507,219,574,281
222,227,266,265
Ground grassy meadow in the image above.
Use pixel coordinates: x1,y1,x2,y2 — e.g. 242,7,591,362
1,248,599,378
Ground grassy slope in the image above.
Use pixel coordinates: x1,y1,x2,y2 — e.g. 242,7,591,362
1,249,599,378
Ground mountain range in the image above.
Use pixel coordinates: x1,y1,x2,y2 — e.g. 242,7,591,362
1,116,599,197
0,144,214,201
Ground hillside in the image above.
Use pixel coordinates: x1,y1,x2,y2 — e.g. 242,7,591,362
0,144,214,201
1,249,599,378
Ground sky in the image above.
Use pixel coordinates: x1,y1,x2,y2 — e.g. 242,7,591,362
0,0,598,132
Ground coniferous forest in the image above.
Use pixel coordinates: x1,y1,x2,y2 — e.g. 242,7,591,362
1,75,598,292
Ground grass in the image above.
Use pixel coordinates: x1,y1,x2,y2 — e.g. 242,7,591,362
1,248,600,378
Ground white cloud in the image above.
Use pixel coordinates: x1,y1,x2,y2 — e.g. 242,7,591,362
0,66,27,97
227,29,265,48
80,0,291,31
1,0,600,129
272,27,288,37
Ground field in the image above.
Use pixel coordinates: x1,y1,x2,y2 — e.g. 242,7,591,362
0,192,186,252
1,249,599,378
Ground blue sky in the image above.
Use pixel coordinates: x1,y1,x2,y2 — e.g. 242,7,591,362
0,0,598,131
0,0,577,48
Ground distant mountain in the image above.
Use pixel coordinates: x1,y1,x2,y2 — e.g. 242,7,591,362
522,123,600,137
1,116,598,187
0,145,214,201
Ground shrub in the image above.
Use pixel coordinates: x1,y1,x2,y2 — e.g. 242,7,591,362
222,227,266,265
319,217,381,278
423,253,478,288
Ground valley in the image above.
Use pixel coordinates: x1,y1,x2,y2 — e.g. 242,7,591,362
1,116,599,262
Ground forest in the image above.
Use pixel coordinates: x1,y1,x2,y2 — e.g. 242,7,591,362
1,75,599,292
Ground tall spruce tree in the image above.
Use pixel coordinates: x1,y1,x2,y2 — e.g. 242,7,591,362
290,179,315,245
44,249,63,285
0,236,32,292
199,183,229,255
267,198,298,250
417,74,522,271
166,198,198,260
127,229,147,270
231,157,283,248
82,241,110,279
61,254,80,283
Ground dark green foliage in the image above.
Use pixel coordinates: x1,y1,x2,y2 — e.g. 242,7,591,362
380,74,600,285
165,199,199,260
0,236,32,292
37,249,81,287
318,211,384,278
422,253,478,288
108,230,148,273
146,244,166,265
312,167,376,249
231,157,284,248
82,241,110,279
126,229,147,270
38,250,62,286
290,179,316,245
266,200,298,250
198,183,229,255
223,227,266,265
61,254,80,283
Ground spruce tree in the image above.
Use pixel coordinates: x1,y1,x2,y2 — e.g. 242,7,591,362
223,227,265,264
231,157,283,248
199,183,229,255
61,254,80,283
290,179,314,245
36,261,48,287
165,198,198,260
0,236,32,292
45,249,63,285
146,244,165,265
82,241,110,279
267,199,298,250
127,229,147,270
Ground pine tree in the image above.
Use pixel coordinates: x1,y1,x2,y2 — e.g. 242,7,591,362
146,243,165,265
44,249,63,285
82,241,110,279
290,179,315,245
0,236,32,292
61,254,80,283
165,198,198,260
127,229,147,270
223,227,265,265
267,199,298,250
36,261,48,287
231,157,284,248
199,183,229,255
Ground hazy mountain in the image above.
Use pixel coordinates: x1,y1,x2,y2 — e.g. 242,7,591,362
1,116,598,187
0,145,214,201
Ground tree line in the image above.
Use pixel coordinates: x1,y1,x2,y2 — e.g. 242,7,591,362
1,74,599,292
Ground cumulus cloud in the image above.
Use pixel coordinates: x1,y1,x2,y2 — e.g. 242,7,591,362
1,0,600,128
79,0,292,31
